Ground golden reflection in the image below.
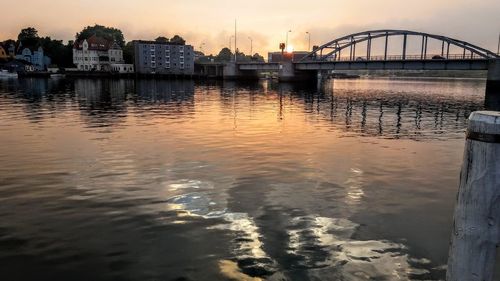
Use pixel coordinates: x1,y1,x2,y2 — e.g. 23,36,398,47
345,167,365,205
287,215,432,280
218,260,262,281
208,213,269,260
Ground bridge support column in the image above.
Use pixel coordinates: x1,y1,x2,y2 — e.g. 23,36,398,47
485,59,500,110
278,62,317,82
222,62,259,80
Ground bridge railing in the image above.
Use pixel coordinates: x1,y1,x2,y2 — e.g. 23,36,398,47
308,53,487,62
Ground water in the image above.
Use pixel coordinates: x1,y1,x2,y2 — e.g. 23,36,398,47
0,77,493,280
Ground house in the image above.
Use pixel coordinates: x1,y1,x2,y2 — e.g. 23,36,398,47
73,35,133,73
7,43,15,57
14,44,51,70
133,40,194,75
0,45,8,61
2,59,35,72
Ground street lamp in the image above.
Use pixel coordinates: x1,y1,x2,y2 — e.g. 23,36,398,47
306,32,311,51
497,32,500,55
286,30,292,52
248,37,253,56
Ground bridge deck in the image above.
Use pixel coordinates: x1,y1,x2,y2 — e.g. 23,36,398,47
237,59,489,72
238,63,280,71
294,59,489,71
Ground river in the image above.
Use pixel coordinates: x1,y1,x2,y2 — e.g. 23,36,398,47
0,77,496,280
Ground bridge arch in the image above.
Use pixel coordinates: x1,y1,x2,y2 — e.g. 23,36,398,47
300,30,499,62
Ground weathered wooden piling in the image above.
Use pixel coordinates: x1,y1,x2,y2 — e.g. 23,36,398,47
485,59,500,110
447,111,500,281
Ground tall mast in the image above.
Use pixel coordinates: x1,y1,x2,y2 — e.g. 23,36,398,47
234,19,237,62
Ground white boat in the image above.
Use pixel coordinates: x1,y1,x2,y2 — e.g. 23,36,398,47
0,70,18,78
50,73,65,78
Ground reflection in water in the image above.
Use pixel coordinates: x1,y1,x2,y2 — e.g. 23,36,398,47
0,77,488,280
345,168,365,205
285,216,433,280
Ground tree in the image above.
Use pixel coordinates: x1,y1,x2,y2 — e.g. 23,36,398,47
3,39,16,46
123,41,134,64
18,27,39,47
170,35,186,45
38,36,74,67
155,36,169,43
76,24,125,47
252,53,265,62
216,47,233,62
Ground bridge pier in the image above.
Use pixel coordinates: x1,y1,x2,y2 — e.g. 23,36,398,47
278,62,317,82
222,62,259,80
485,59,500,110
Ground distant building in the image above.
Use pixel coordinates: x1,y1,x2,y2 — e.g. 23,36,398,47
73,35,133,73
15,44,51,70
0,45,8,60
7,43,15,57
268,51,310,63
133,40,194,75
2,59,35,72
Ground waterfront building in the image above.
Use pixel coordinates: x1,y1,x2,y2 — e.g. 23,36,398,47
2,60,35,72
15,44,51,70
0,45,8,61
7,43,15,57
133,40,194,75
73,35,133,73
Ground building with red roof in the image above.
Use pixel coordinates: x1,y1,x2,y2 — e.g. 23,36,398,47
73,35,133,73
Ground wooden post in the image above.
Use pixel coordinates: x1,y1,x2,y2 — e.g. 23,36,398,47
447,111,500,281
486,59,500,111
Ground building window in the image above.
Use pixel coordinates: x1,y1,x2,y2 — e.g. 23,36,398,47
165,63,170,69
180,63,184,69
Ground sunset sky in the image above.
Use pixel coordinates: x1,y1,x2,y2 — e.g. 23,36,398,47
1,0,499,55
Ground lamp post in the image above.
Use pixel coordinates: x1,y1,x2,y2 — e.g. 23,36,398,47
248,37,253,57
286,30,292,52
497,32,500,55
234,19,237,62
306,32,311,51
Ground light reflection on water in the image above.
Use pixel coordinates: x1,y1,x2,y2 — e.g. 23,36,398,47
0,77,490,280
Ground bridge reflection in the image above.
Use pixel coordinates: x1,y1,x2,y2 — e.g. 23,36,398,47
0,78,484,140
269,79,484,140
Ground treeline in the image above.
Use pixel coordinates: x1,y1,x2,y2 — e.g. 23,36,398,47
197,47,264,63
3,27,74,67
2,24,265,67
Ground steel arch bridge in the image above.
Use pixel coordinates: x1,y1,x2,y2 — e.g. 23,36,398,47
299,30,499,62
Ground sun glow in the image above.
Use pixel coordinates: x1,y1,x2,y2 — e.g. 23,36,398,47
286,45,294,53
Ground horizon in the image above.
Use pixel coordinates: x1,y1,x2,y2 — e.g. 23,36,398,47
1,0,499,56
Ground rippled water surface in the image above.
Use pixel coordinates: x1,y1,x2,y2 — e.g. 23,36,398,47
0,77,492,280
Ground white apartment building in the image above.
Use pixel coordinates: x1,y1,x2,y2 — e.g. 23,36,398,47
73,35,133,72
